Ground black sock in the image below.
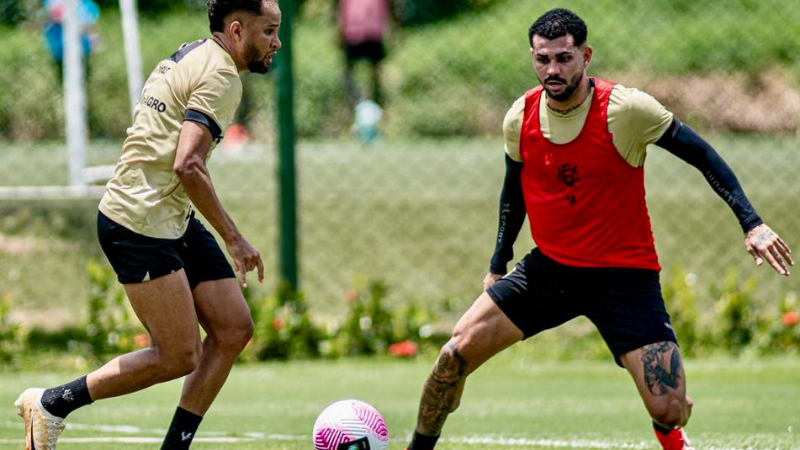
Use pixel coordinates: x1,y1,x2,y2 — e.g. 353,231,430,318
652,420,674,435
160,407,203,450
408,430,440,450
41,376,94,419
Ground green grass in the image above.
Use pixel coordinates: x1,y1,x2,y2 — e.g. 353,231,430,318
1,352,799,449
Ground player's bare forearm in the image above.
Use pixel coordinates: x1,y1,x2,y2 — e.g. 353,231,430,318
176,161,239,243
175,121,264,285
416,342,467,436
175,121,241,243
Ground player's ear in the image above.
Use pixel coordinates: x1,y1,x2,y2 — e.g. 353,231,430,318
582,45,593,67
229,19,245,42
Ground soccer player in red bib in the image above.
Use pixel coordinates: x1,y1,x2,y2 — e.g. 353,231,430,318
405,8,792,450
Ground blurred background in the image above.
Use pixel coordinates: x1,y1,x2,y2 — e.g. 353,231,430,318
1,0,799,364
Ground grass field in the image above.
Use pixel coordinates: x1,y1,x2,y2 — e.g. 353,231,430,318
2,135,799,329
0,350,799,449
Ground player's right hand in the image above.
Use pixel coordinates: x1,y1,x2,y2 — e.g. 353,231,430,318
226,236,265,288
483,272,503,291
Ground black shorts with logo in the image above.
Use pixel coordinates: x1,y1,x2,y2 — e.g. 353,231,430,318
97,211,235,290
486,248,677,366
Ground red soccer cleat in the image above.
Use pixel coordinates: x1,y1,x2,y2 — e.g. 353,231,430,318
654,426,695,450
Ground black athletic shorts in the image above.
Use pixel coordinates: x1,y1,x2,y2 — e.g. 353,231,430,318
486,248,677,366
344,40,386,64
97,211,235,290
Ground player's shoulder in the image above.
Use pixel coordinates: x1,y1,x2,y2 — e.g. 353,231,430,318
503,94,526,132
609,83,667,113
502,93,527,162
171,40,241,90
170,39,237,74
508,93,527,114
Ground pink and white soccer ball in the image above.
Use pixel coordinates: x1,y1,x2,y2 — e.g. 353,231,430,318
312,399,389,450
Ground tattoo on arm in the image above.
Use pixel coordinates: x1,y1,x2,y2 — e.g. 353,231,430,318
753,228,776,247
417,342,468,435
641,342,682,396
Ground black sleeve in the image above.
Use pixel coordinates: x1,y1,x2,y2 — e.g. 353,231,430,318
655,119,763,233
184,109,223,142
489,154,527,274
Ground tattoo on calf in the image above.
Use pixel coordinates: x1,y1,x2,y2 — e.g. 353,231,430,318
417,342,468,435
641,342,682,396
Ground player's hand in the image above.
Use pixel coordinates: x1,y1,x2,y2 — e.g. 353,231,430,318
483,272,504,291
744,224,793,276
225,236,265,288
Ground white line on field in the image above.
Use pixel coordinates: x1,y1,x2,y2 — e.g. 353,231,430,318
0,421,795,450
0,437,254,444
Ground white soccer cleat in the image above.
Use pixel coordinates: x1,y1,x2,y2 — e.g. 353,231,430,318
14,388,66,450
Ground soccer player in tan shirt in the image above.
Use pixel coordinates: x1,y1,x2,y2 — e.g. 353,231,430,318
15,1,281,449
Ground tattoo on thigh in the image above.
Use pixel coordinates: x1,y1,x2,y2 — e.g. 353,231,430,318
418,342,468,435
641,342,681,396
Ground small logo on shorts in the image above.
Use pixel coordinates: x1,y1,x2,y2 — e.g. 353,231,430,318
142,271,151,282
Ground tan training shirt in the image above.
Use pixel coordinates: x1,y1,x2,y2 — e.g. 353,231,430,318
100,39,242,239
503,83,674,167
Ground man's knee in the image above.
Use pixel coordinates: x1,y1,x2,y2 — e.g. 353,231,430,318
432,339,469,385
650,396,691,428
429,340,469,413
155,344,200,381
213,314,254,354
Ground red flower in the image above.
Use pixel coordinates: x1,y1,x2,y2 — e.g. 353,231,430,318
782,311,799,327
388,340,418,357
272,318,284,330
345,288,358,303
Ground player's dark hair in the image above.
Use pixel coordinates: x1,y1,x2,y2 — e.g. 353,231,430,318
528,8,588,47
207,0,267,33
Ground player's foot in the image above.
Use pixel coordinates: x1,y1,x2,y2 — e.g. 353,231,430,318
15,388,66,450
654,426,695,450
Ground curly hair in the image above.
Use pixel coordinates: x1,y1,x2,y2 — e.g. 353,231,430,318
207,0,272,33
528,8,588,47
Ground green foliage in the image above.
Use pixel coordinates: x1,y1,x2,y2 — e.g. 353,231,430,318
3,0,800,140
5,261,800,370
332,277,395,357
0,0,38,26
0,292,28,368
661,267,700,357
245,276,440,361
84,259,141,357
247,283,322,361
23,260,142,367
752,291,800,355
711,268,760,353
394,0,494,26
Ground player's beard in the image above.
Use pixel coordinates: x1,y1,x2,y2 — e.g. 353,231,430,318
245,41,270,74
541,72,583,102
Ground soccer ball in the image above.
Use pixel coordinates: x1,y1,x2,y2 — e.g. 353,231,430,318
312,399,389,450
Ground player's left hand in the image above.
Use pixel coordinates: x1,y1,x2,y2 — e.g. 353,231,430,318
744,224,793,276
